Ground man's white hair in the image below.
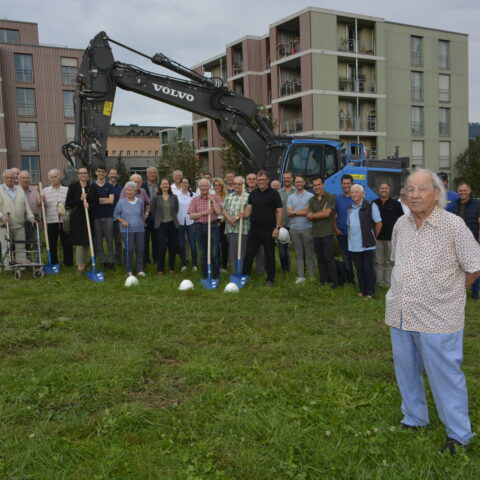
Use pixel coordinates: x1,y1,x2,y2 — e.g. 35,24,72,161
408,168,447,209
350,184,364,193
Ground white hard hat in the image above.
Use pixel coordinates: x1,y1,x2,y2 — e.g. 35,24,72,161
278,227,290,244
124,275,139,287
224,282,239,293
179,279,194,291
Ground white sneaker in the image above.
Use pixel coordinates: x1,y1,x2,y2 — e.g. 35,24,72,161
192,266,198,272
295,277,306,284
137,271,146,277
181,266,187,272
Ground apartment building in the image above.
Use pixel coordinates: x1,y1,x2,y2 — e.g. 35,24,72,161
159,124,194,157
192,7,468,177
0,20,83,183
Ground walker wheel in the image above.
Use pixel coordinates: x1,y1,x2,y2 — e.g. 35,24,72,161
14,268,22,280
33,267,44,278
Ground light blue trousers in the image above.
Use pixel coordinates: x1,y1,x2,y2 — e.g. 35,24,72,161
390,326,472,444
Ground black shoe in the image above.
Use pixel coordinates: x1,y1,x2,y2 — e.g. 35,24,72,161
265,281,274,288
441,437,466,455
401,423,420,431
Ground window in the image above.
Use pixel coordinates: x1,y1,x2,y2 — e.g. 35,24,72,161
410,72,423,101
21,155,40,183
141,151,145,156
134,150,138,156
411,141,424,167
63,90,74,117
438,40,450,69
410,36,423,67
148,151,152,156
0,28,19,44
61,58,78,86
65,124,75,143
439,141,450,168
155,151,159,156
16,88,36,116
112,150,117,156
19,123,38,150
21,156,40,183
127,151,131,156
439,108,450,136
439,74,450,102
411,106,424,136
119,150,124,156
14,54,33,82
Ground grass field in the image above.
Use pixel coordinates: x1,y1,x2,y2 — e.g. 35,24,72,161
0,264,479,479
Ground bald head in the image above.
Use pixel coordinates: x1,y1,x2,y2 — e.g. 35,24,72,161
130,174,142,189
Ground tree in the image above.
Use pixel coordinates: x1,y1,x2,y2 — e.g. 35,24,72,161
115,157,130,185
454,137,480,196
220,142,247,177
156,136,200,180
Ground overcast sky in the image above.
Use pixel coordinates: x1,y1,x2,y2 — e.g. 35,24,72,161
4,0,479,125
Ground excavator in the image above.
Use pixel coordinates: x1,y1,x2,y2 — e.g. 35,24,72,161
62,32,409,199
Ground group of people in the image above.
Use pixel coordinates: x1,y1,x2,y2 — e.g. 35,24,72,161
2,163,480,456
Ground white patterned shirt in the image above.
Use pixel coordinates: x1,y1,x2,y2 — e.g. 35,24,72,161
385,207,480,334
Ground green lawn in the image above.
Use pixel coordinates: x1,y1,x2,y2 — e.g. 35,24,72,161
0,266,479,479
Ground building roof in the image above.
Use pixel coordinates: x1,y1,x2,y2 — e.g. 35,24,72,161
109,124,173,137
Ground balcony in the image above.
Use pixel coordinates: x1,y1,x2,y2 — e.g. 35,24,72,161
279,80,302,97
410,52,423,67
233,62,243,75
338,77,376,93
438,55,450,70
439,122,450,137
337,39,375,55
277,39,300,59
281,118,303,134
411,122,424,136
410,87,424,102
411,156,424,167
339,115,376,132
439,88,450,102
199,137,208,148
439,155,450,168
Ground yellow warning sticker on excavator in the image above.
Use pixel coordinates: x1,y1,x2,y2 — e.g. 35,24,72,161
103,101,113,116
351,174,366,180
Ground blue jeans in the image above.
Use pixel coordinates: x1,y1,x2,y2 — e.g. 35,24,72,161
195,222,220,279
390,327,472,444
178,224,197,267
338,234,355,284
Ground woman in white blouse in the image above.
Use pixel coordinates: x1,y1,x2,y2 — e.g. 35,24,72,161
176,176,198,272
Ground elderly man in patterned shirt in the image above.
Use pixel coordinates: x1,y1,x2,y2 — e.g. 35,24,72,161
386,169,480,455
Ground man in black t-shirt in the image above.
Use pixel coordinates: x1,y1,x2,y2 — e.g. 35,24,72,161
239,171,283,287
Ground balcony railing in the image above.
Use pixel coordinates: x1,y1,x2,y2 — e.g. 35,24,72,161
411,156,424,167
439,122,450,136
338,77,376,93
199,137,208,148
438,55,450,70
439,155,450,168
277,39,300,59
410,87,424,102
439,88,450,102
281,118,303,134
411,122,424,136
233,63,243,75
337,38,375,54
279,80,302,97
410,52,423,67
339,115,376,132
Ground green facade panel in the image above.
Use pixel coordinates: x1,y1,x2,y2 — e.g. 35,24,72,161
310,11,337,51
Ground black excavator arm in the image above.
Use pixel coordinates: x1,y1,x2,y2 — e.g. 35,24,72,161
62,32,275,183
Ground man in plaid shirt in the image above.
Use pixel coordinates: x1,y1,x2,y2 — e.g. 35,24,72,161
222,176,249,274
188,178,223,279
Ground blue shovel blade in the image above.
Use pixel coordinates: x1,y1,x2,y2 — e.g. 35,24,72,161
230,273,248,288
200,278,219,290
86,270,104,282
44,264,60,275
